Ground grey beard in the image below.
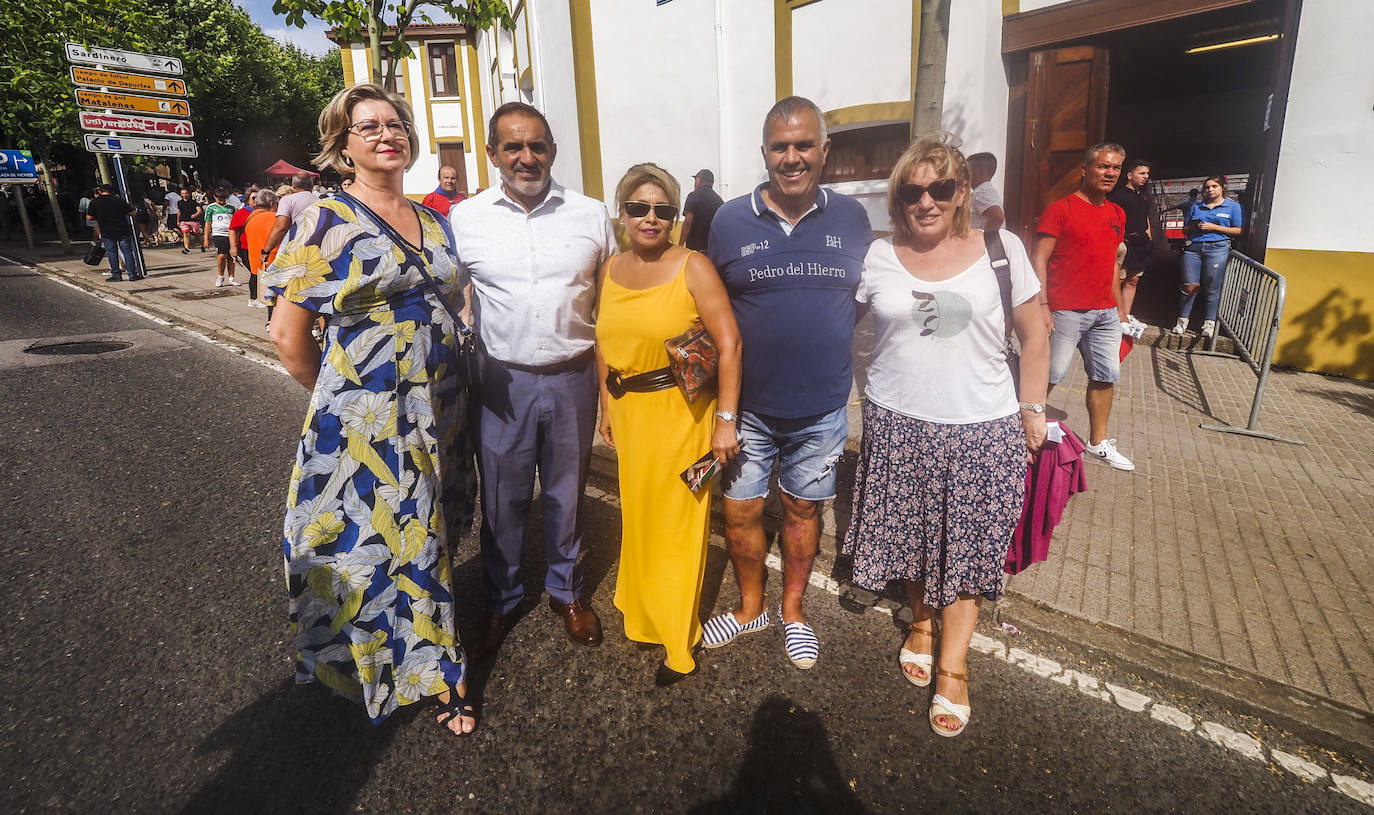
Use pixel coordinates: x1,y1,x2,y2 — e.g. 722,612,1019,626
499,166,550,200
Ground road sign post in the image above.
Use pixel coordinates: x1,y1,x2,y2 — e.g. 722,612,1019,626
110,154,148,278
14,187,35,250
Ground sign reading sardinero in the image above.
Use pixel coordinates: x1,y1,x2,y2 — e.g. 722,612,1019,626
65,43,183,76
78,111,195,138
83,134,198,158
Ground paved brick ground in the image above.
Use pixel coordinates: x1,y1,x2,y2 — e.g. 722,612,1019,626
7,237,1372,721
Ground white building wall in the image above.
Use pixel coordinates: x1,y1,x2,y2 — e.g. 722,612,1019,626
791,0,912,114
718,0,777,201
942,0,1009,178
1266,3,1374,253
528,0,585,194
591,0,721,208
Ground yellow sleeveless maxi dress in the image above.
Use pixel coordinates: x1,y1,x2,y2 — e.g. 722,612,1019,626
596,253,716,673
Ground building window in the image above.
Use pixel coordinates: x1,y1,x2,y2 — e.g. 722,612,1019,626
382,57,406,95
429,43,459,97
822,123,911,183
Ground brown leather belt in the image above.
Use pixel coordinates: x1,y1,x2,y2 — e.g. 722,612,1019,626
606,366,675,399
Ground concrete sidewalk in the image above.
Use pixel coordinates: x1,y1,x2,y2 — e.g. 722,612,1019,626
6,237,1371,759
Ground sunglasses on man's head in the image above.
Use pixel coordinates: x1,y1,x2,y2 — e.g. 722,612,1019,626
896,178,959,205
622,200,679,220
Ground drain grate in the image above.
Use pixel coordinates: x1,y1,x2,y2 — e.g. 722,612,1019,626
24,339,133,356
132,285,175,293
172,288,243,300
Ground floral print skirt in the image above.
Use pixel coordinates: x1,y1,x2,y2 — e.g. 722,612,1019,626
842,401,1025,609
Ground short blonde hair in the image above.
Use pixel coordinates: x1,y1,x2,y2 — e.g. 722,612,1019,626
886,133,972,242
615,162,681,217
314,83,420,175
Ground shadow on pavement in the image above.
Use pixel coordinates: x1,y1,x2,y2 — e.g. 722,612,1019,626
1148,333,1214,416
689,694,868,815
177,679,393,815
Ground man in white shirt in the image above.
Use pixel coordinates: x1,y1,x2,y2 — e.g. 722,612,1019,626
967,152,1004,232
450,102,615,654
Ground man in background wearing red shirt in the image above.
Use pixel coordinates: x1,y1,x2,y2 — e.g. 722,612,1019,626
1031,143,1134,472
420,165,466,217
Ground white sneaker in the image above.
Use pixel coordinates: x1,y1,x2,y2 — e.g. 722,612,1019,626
1084,438,1134,471
227,276,242,286
1128,314,1146,329
215,275,226,287
248,299,267,309
1172,317,1188,335
1201,320,1216,338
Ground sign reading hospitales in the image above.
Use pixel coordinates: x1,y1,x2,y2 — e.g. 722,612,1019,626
78,111,195,138
74,89,191,117
0,149,39,183
65,43,183,76
70,66,186,97
84,135,198,158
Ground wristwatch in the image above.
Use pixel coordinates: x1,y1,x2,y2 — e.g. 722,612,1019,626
715,409,738,423
1018,402,1045,414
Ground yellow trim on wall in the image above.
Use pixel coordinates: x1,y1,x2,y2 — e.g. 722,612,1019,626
464,36,489,188
911,0,921,105
1002,0,1020,15
1263,248,1374,379
568,0,604,199
824,101,915,129
419,42,437,154
341,45,356,86
773,0,792,100
523,9,534,84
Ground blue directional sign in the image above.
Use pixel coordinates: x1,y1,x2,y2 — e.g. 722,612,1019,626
0,149,38,183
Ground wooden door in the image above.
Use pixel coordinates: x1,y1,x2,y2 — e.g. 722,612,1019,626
437,143,469,194
1011,46,1110,239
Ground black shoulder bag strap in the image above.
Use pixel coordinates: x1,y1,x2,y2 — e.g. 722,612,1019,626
983,229,1020,388
340,192,481,384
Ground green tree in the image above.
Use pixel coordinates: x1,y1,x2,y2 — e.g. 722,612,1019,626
0,0,157,250
272,0,514,86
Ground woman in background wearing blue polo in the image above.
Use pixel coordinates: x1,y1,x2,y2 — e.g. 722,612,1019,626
1173,175,1243,338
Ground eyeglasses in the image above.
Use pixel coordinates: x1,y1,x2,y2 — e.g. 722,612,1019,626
896,178,959,205
347,120,413,142
622,200,679,220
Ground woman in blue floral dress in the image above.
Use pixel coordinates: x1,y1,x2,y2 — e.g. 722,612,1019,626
264,84,478,735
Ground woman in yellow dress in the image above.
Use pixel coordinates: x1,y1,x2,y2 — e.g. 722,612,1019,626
595,163,742,686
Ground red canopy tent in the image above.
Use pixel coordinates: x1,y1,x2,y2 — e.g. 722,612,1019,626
262,159,318,178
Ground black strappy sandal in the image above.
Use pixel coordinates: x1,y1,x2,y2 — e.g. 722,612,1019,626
434,688,477,738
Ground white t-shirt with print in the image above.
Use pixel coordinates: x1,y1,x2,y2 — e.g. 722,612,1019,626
856,230,1040,424
969,181,1002,230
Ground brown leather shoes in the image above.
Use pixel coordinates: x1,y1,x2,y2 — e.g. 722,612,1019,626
549,597,603,646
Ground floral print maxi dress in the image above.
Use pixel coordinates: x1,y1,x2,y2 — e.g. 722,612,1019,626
263,194,477,724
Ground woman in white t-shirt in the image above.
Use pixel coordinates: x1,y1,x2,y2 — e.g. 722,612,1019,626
842,135,1049,738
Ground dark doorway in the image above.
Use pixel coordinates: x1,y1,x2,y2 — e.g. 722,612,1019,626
437,143,469,193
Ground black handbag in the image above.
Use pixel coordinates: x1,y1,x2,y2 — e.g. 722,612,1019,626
83,241,105,266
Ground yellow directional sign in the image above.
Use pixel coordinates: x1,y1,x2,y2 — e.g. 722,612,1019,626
70,66,187,97
74,89,191,118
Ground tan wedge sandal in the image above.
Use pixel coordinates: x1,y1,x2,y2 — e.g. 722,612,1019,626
929,667,971,737
898,623,936,687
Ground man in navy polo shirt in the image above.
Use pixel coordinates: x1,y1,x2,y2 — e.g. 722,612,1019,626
702,96,873,670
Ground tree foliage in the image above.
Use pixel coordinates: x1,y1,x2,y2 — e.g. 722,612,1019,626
272,0,514,85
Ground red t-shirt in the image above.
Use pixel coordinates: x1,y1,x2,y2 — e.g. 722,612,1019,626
421,190,466,217
228,206,252,232
1035,193,1125,310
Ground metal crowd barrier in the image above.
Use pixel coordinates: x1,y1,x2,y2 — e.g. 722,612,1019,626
1193,250,1304,444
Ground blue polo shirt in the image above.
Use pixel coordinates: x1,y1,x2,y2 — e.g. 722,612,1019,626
1187,197,1243,244
708,184,873,418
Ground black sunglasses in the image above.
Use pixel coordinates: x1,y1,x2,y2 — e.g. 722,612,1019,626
896,178,959,205
622,200,679,220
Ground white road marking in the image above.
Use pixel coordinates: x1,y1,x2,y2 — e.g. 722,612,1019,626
21,256,1366,808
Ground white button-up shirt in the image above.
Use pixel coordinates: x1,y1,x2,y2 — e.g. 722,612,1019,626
450,181,615,367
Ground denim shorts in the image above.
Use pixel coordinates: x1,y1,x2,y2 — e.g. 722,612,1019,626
1049,307,1121,384
721,405,849,502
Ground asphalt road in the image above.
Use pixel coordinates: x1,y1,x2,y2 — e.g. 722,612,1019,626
0,263,1365,814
